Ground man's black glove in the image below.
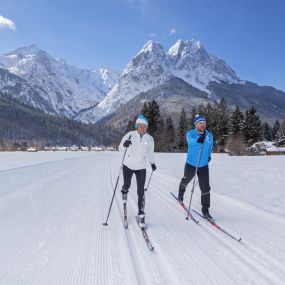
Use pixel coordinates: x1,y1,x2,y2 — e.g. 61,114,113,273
208,156,211,163
151,164,156,171
123,139,132,148
197,133,206,144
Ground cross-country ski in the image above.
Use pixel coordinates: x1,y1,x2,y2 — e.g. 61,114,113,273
192,209,242,242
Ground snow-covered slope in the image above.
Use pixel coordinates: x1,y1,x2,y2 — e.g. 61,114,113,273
0,45,119,117
0,68,55,113
88,39,241,121
0,152,284,284
168,39,240,90
98,41,172,113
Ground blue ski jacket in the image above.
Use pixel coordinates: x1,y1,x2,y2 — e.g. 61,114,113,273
186,129,213,167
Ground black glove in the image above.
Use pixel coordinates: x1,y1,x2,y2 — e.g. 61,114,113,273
123,139,132,148
208,156,211,163
151,164,156,171
197,133,206,144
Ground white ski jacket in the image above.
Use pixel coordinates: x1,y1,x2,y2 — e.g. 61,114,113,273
118,130,155,170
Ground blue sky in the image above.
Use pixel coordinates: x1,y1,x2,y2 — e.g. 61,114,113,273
0,0,285,91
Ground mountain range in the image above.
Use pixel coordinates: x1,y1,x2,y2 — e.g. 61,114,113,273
1,40,285,131
0,44,119,119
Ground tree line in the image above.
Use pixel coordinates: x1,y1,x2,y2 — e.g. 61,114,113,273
125,99,285,154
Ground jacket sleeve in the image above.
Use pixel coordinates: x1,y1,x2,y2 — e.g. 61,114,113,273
186,131,197,147
118,132,132,152
147,136,155,165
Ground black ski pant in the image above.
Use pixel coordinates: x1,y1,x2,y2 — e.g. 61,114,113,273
179,163,211,208
121,164,146,215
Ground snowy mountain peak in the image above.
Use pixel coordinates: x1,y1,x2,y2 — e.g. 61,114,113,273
0,45,119,119
167,39,240,91
91,39,242,121
1,44,52,71
139,40,165,56
168,39,185,56
168,39,202,57
6,44,42,57
185,39,202,49
94,40,171,117
168,39,203,56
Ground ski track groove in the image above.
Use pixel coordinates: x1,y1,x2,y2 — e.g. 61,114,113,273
0,154,90,174
0,156,111,284
106,159,139,285
1,153,284,285
145,177,236,285
111,160,233,285
0,159,93,284
157,173,285,278
109,161,162,285
151,173,285,284
157,170,285,231
0,159,89,283
0,156,90,203
110,159,189,285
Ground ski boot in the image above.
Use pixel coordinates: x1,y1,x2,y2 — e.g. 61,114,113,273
136,214,145,228
121,189,128,201
202,206,212,220
178,189,185,202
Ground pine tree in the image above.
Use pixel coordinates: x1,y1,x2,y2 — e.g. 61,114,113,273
229,105,244,135
277,120,285,146
178,108,188,151
208,103,219,143
140,100,161,150
272,120,281,141
204,103,214,132
143,100,161,139
166,116,175,144
164,115,175,152
202,98,229,152
156,117,165,152
189,106,197,129
216,98,229,144
227,105,246,155
262,122,272,141
141,102,149,119
281,120,285,137
243,106,262,145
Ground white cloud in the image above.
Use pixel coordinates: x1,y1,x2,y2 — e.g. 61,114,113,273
0,15,16,30
149,32,156,38
169,28,176,36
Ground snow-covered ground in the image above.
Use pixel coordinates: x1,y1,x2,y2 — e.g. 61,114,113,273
0,152,284,284
0,151,90,171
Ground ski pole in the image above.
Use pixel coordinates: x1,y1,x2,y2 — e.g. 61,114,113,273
185,143,203,220
144,170,154,191
103,135,131,226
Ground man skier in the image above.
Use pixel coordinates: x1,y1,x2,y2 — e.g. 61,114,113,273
178,114,214,219
119,114,156,227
